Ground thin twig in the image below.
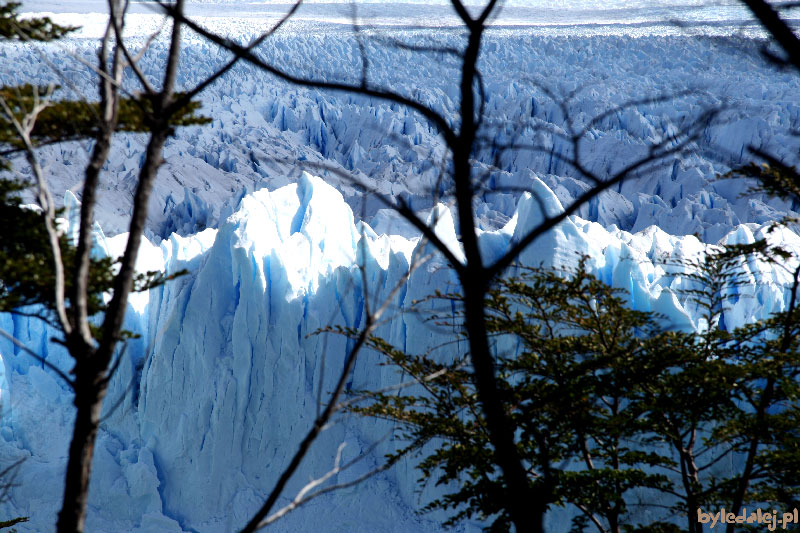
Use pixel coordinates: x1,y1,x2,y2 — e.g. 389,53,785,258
0,88,72,336
0,327,74,387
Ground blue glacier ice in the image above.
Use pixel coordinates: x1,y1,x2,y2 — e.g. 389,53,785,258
1,1,799,530
1,172,799,532
3,6,799,239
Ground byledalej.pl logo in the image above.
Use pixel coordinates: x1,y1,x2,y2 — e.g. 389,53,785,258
697,508,799,531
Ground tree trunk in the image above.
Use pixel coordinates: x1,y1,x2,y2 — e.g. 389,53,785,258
57,376,107,533
461,281,543,533
447,17,544,532
56,124,171,532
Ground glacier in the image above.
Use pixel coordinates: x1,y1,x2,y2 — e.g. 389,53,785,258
6,1,800,240
1,1,800,531
2,172,800,531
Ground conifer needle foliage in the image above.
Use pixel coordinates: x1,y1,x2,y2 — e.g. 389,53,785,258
0,2,76,42
0,178,186,338
0,84,210,166
0,2,204,337
345,250,800,533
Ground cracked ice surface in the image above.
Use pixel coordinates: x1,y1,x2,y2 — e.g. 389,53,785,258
5,1,800,241
1,2,799,530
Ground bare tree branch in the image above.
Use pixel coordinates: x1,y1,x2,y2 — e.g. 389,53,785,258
157,2,459,148
740,0,800,71
0,327,74,387
487,111,713,280
257,440,395,529
170,0,307,113
0,85,71,336
70,1,125,349
240,240,432,531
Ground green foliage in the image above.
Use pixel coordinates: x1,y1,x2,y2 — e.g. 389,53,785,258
0,178,184,336
124,94,212,131
725,162,800,207
347,249,800,532
674,238,791,322
0,2,76,41
0,0,76,168
0,178,111,322
0,4,207,320
0,17,205,331
0,85,210,161
133,268,189,293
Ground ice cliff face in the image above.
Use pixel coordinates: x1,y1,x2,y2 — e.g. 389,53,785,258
1,173,798,532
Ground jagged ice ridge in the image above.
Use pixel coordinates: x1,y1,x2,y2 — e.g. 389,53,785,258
2,173,799,531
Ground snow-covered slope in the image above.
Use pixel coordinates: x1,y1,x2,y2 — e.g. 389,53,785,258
20,0,768,29
2,173,799,532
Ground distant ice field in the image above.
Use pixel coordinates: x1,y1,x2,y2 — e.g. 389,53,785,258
6,2,800,243
21,0,797,36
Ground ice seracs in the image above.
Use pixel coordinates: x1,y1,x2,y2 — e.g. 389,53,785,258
1,173,799,531
3,20,798,241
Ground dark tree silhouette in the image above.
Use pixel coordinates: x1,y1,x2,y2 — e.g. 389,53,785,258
162,2,716,530
0,0,254,530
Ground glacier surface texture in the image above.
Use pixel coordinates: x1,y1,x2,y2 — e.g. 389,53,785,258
1,1,799,531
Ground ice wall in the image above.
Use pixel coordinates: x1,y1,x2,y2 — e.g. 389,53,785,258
0,173,798,531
